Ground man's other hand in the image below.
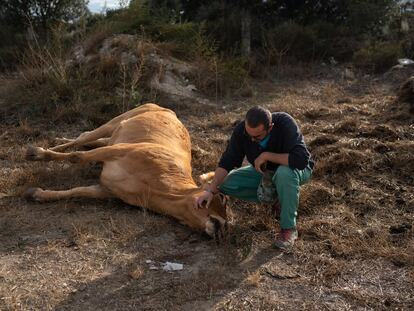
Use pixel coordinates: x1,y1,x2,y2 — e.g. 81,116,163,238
254,152,268,173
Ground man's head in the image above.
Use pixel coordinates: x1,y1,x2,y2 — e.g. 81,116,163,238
245,106,273,142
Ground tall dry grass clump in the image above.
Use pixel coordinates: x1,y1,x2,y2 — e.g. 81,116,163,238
1,27,161,125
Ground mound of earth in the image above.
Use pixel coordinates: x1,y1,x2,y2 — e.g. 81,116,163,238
69,34,213,107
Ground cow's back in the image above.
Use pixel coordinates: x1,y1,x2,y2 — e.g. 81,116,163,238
107,104,192,174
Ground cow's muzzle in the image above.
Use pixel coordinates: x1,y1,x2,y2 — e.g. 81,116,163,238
205,215,228,244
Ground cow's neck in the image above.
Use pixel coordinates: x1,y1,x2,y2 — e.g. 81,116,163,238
156,185,204,202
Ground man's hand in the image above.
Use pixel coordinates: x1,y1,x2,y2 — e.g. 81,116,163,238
195,190,214,209
254,152,268,173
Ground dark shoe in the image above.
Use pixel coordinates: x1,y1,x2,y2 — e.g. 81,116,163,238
273,228,298,250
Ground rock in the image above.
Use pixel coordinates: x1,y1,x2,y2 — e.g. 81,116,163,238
397,76,414,107
392,64,405,70
66,34,214,106
343,68,355,80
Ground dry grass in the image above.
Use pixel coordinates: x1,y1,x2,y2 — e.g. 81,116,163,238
0,66,413,310
245,270,262,287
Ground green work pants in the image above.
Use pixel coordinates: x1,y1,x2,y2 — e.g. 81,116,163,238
219,165,312,229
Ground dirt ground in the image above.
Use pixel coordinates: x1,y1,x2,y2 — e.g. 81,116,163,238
0,67,413,310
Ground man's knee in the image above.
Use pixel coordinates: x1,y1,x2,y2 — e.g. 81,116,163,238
273,166,299,185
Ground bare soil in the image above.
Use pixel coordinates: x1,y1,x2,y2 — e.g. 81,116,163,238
0,68,413,310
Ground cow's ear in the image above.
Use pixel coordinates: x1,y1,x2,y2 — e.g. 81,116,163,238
198,171,215,186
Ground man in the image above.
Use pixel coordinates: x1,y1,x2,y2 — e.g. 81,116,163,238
196,106,313,249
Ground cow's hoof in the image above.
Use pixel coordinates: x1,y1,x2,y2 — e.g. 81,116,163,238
25,146,45,161
23,187,43,201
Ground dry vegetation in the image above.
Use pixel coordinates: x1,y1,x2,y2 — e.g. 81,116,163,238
0,60,413,310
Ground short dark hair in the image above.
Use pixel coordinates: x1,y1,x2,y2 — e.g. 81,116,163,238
245,106,272,129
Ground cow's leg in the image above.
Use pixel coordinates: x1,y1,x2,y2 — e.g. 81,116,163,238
51,138,110,151
50,128,114,152
50,103,167,151
26,144,132,163
83,138,111,148
24,184,112,202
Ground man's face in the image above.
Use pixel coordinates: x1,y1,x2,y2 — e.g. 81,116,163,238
245,122,273,142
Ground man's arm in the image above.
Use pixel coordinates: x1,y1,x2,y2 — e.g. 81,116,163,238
254,152,289,173
195,122,245,209
207,167,228,193
278,113,311,170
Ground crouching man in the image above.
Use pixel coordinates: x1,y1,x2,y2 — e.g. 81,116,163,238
195,106,314,249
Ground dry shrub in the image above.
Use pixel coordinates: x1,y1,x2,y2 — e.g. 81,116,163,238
191,146,222,175
385,143,414,174
303,107,331,120
300,215,394,261
191,55,219,96
353,42,402,73
0,30,160,123
100,215,145,246
332,119,361,134
0,37,80,120
82,24,114,55
207,115,239,130
299,183,335,216
313,148,367,176
397,76,414,111
52,101,84,124
358,124,400,141
129,266,144,280
190,48,250,97
308,134,338,149
300,253,347,283
245,270,262,287
14,120,42,139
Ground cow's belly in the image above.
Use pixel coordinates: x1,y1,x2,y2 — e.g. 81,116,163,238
99,160,172,212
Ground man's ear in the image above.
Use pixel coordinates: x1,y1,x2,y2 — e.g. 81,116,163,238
268,123,274,132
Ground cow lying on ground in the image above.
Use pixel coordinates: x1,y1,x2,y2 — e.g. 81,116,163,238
24,103,227,240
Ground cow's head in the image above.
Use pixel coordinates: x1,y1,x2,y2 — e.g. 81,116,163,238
197,171,229,243
204,192,228,243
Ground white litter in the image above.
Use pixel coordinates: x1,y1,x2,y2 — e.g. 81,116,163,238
145,260,183,271
162,262,183,271
398,58,414,66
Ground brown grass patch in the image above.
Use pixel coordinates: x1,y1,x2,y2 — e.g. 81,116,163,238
1,67,413,310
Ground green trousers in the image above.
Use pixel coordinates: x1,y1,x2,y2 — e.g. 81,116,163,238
219,165,312,229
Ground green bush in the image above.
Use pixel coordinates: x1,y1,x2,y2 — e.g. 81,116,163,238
105,1,153,34
401,33,414,59
310,22,356,61
263,21,318,62
156,22,200,58
353,42,402,72
219,57,249,91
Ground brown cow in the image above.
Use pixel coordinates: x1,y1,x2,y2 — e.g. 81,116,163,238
24,103,227,239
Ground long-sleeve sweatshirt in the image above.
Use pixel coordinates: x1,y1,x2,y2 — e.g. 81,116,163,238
218,112,314,172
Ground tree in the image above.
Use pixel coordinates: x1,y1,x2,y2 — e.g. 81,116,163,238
179,0,397,57
0,0,89,33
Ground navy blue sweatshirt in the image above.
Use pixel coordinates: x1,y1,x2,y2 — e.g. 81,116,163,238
218,112,314,172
